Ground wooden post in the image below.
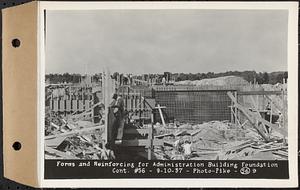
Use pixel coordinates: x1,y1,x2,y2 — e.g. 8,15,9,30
256,94,259,127
103,70,108,144
230,105,233,123
228,92,287,138
269,101,273,124
227,92,269,141
265,95,281,113
50,92,53,110
147,117,152,160
250,96,269,135
139,94,142,126
262,94,265,112
282,79,287,143
282,80,286,131
148,113,154,160
234,91,238,125
156,104,166,126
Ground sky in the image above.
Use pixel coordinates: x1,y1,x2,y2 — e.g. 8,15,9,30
45,9,288,75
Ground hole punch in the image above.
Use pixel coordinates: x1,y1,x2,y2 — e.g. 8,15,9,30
12,141,22,151
11,38,21,48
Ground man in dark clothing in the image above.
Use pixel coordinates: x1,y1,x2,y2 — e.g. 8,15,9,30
109,93,125,145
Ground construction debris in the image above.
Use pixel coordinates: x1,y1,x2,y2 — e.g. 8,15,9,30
45,74,288,161
45,109,107,160
152,120,288,160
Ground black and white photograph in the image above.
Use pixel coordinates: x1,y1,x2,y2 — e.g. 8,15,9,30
41,2,297,182
45,8,288,160
1,1,298,188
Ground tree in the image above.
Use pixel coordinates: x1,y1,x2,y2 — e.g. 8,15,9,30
262,72,269,84
283,72,288,82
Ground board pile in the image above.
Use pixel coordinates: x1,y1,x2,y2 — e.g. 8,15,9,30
45,110,106,159
153,121,288,160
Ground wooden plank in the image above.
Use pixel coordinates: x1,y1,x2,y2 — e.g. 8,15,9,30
53,99,59,112
282,89,286,132
133,95,137,111
270,101,273,123
127,95,131,111
227,92,269,141
50,96,53,110
194,151,219,155
66,100,71,112
118,139,163,147
230,105,233,123
163,141,174,147
84,100,90,110
230,108,242,127
139,95,142,123
253,111,287,136
147,125,152,160
174,130,189,136
72,111,92,119
59,100,64,112
141,96,145,110
45,125,105,140
149,113,155,160
72,100,78,112
155,104,166,126
155,133,174,138
50,122,60,130
66,123,76,130
191,129,202,136
238,91,283,96
249,96,269,135
272,150,288,157
265,95,282,113
144,98,155,109
228,92,287,137
272,151,288,158
123,128,151,135
45,136,66,147
72,101,102,119
234,91,238,125
78,100,84,111
259,146,288,152
45,146,79,159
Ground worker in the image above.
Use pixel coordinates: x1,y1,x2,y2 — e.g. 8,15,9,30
107,94,117,145
94,102,105,124
100,143,116,160
110,93,125,145
174,139,184,153
182,140,193,160
277,112,283,128
162,77,166,86
266,102,271,111
123,74,129,85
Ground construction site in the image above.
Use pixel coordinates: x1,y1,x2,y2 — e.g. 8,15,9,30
44,72,288,161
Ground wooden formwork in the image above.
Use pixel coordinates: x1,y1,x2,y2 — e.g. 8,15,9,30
227,89,288,142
